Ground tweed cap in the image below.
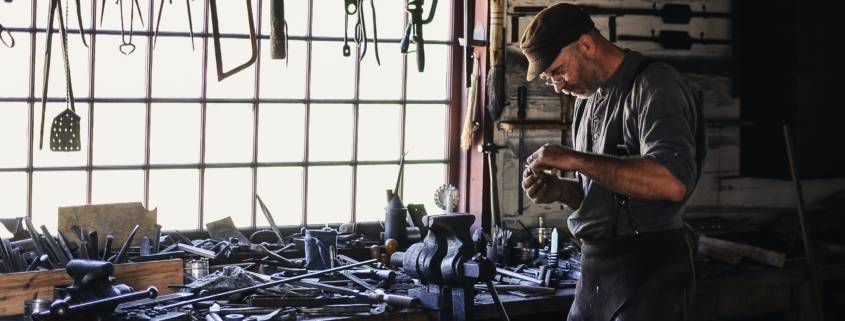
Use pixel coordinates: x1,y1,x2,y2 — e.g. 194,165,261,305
519,3,595,81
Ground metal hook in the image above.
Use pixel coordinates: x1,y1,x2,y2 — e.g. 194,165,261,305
0,23,15,48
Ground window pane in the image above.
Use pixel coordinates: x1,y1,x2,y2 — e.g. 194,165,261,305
94,35,146,97
404,104,446,160
355,164,399,222
0,104,28,168
260,0,308,37
93,104,145,165
256,167,303,226
406,44,449,100
374,0,406,40
34,32,90,100
403,163,445,215
1,0,31,27
258,104,305,162
32,171,86,232
259,40,307,99
34,104,89,167
206,36,257,98
150,0,203,34
308,104,352,162
0,34,31,98
93,0,148,33
359,43,402,100
92,170,143,204
203,168,252,227
151,104,201,164
357,104,400,161
423,0,452,42
0,172,28,237
310,41,355,99
311,0,345,38
307,166,351,224
206,104,253,163
149,169,198,230
152,36,202,97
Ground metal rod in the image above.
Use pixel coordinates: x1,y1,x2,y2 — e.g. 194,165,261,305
496,267,542,285
158,259,378,310
256,195,285,245
485,281,511,321
783,125,825,321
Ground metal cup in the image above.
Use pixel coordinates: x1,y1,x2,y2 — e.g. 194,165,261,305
24,298,51,321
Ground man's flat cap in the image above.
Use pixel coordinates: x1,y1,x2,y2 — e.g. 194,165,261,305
519,3,595,81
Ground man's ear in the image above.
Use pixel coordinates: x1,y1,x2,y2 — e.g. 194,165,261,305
576,33,597,58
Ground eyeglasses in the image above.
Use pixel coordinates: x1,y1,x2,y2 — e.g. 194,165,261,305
538,49,573,87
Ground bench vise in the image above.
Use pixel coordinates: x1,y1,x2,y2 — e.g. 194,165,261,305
390,214,496,321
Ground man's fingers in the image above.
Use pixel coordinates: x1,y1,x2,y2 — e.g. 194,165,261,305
525,177,547,197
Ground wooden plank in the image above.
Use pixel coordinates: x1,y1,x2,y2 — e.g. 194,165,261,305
699,236,786,268
498,120,568,131
0,259,182,316
58,202,157,249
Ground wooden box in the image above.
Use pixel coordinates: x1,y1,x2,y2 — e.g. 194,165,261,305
0,259,183,316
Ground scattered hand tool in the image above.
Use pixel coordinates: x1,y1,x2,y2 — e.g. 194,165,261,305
256,195,285,246
0,21,15,48
87,230,99,260
112,224,139,263
153,0,196,50
24,218,54,268
40,225,70,267
152,224,161,254
478,143,506,236
101,234,113,261
157,259,378,310
40,0,81,152
400,0,438,72
270,0,287,59
209,0,258,81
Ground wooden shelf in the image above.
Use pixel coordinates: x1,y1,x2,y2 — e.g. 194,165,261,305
498,120,569,131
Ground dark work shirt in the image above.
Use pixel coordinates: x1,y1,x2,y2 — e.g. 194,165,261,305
568,50,704,240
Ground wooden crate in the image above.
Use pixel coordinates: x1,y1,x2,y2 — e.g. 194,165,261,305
0,259,183,316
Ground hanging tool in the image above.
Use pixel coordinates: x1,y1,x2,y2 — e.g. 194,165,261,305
0,22,15,48
117,0,144,55
353,0,368,60
516,86,527,215
400,0,438,72
369,0,380,65
783,125,825,321
461,0,475,87
153,0,196,50
209,0,258,81
71,0,88,47
256,194,286,246
341,0,356,57
39,0,81,152
460,54,480,150
269,0,287,59
486,0,506,121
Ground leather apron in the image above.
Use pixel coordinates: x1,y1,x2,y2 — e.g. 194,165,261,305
566,229,695,321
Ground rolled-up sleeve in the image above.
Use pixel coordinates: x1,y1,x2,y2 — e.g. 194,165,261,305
637,80,698,194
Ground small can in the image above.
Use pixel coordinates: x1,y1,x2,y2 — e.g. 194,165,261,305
24,298,51,321
184,258,210,282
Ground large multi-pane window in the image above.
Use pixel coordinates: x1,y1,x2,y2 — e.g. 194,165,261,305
0,0,454,234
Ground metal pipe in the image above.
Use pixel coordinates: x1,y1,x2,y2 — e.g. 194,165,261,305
495,267,542,285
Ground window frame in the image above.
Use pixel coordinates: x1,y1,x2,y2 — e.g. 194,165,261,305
0,0,461,230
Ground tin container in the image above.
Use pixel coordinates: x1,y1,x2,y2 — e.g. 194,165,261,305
24,299,51,321
184,258,210,282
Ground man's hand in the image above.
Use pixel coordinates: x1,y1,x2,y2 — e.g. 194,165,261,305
526,143,581,172
522,168,562,204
